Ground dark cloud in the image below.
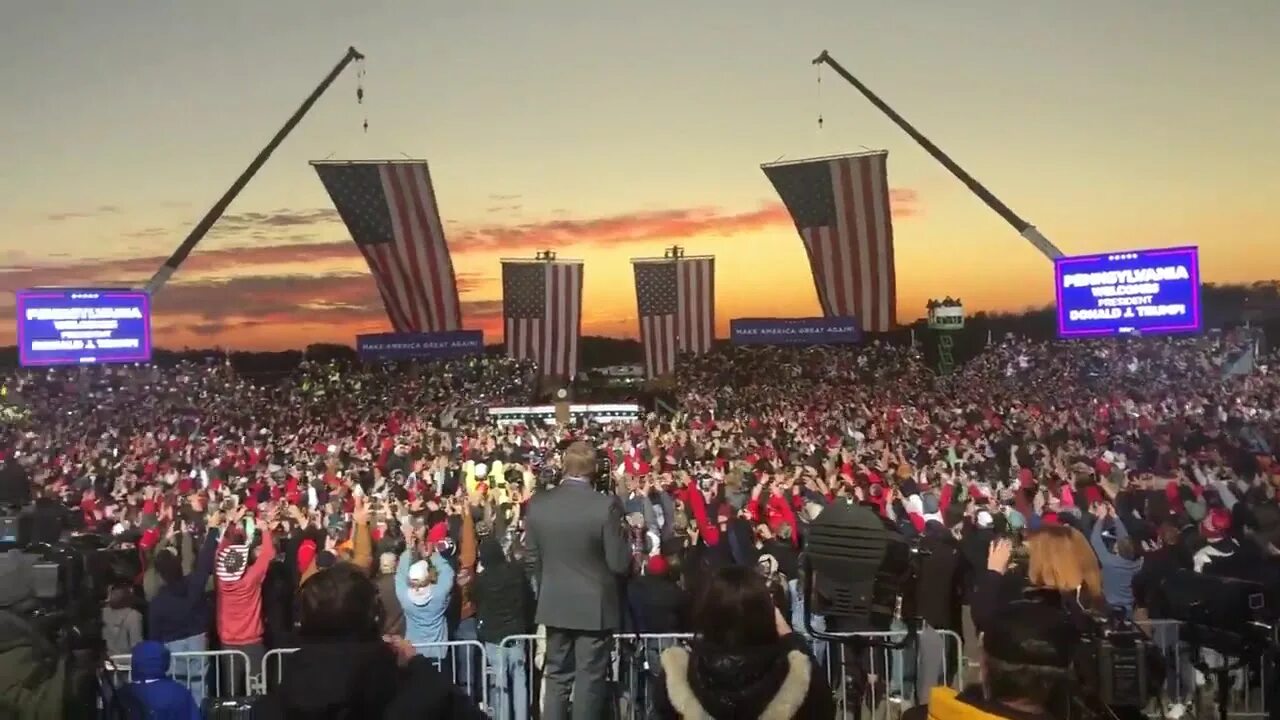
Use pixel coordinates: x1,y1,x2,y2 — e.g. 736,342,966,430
216,208,340,230
46,205,121,222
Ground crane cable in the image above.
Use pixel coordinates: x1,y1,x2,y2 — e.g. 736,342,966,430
356,57,367,133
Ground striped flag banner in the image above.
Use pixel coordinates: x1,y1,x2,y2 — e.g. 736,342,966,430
761,151,898,332
313,160,462,333
502,260,583,378
633,256,715,379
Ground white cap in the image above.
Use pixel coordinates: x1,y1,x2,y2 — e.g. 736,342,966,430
474,463,488,478
407,560,433,606
408,560,431,583
976,510,994,528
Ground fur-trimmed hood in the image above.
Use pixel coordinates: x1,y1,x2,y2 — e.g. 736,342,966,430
659,642,812,720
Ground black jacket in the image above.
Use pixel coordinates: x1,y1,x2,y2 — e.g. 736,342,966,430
626,574,688,634
473,539,532,644
652,633,834,719
915,530,964,632
254,640,484,719
1132,545,1190,618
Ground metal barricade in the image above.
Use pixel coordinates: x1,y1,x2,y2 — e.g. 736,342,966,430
493,631,695,720
493,633,545,720
493,628,962,720
1136,618,1269,718
109,649,253,706
613,633,694,720
262,641,488,711
814,628,966,718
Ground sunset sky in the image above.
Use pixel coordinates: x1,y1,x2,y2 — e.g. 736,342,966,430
1,1,1276,351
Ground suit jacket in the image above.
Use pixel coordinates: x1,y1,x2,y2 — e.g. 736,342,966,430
525,478,632,631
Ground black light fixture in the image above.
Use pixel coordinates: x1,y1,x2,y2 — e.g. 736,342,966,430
800,501,913,634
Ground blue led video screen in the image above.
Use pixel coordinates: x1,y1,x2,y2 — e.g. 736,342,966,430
1055,246,1201,338
17,288,152,366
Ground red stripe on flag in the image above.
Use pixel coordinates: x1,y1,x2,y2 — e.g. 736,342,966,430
372,244,414,332
388,164,442,331
376,166,427,330
855,157,881,330
357,245,409,332
404,163,458,331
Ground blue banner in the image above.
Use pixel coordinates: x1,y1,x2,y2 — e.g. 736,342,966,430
730,317,862,345
356,330,484,361
1055,245,1201,338
17,288,152,366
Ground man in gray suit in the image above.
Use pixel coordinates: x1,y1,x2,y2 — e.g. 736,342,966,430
525,441,632,720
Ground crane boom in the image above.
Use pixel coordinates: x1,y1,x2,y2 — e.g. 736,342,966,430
144,46,365,295
812,50,1063,261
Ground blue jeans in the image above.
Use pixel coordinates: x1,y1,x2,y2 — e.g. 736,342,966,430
164,633,207,708
486,642,529,720
452,618,481,699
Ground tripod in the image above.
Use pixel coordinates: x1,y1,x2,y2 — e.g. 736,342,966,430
816,624,922,720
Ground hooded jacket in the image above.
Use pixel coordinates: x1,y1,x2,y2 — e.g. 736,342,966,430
652,633,833,719
122,641,201,720
472,538,530,644
215,533,276,646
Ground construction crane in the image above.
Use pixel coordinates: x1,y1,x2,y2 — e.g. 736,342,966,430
144,46,365,295
812,50,1064,261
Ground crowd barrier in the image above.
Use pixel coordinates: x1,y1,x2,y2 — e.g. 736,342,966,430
111,629,965,718
103,621,1280,719
1137,619,1270,718
106,649,253,707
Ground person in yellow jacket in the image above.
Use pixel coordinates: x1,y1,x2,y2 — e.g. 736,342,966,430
907,600,1073,720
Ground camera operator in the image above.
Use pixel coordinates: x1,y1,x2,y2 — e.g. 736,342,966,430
0,548,96,719
524,441,631,720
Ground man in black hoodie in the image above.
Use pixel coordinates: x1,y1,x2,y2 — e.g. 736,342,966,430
473,537,532,720
257,563,483,719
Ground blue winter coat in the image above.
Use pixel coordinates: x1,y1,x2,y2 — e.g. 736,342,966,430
122,641,202,720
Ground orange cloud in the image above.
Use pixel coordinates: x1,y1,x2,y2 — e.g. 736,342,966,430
0,195,922,349
4,194,920,292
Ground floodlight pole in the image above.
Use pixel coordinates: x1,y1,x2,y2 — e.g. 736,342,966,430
812,50,1064,261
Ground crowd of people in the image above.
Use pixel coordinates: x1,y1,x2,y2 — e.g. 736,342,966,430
0,329,1277,719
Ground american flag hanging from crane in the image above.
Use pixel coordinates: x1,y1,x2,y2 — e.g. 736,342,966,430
762,151,898,332
502,257,583,378
313,160,462,333
633,253,715,379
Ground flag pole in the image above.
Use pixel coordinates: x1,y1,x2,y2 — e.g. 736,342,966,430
144,46,366,295
812,50,1064,262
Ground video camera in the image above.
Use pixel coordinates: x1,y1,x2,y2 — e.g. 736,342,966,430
1073,606,1159,711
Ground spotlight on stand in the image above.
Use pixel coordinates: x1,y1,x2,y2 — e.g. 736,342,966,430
801,501,914,635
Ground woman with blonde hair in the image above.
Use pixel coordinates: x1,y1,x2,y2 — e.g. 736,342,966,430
1025,525,1104,607
972,524,1104,635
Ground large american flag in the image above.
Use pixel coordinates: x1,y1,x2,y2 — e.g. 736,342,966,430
313,161,462,333
502,261,583,378
762,151,898,332
633,257,715,378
